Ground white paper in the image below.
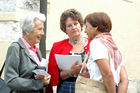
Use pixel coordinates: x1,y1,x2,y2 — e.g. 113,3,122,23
32,69,50,76
55,54,82,70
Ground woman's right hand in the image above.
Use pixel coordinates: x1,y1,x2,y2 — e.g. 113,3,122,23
70,61,82,76
79,65,90,78
60,61,82,80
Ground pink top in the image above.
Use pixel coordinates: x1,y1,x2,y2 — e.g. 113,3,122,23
21,37,41,66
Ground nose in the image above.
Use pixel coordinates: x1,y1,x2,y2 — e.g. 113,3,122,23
83,26,86,33
72,24,76,30
84,29,87,33
41,30,44,36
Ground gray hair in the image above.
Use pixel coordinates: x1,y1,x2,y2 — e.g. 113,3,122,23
20,12,46,36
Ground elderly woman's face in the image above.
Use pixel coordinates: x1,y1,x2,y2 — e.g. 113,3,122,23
26,20,44,45
65,17,81,38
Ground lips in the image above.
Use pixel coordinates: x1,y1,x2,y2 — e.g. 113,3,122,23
37,36,41,40
72,30,77,33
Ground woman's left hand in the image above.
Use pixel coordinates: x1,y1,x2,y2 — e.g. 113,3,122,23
34,75,51,85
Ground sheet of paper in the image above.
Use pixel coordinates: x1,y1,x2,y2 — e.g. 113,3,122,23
32,69,50,76
55,54,82,70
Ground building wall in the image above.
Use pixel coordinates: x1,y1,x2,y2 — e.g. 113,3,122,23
47,0,140,80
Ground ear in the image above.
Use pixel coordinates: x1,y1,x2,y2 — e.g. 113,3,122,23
24,30,29,35
65,30,68,35
95,26,98,31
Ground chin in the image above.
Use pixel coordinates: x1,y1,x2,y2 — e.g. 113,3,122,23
87,36,91,40
36,40,40,44
88,38,92,40
37,41,40,43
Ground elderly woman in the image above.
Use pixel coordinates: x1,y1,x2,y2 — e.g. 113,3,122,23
83,12,128,93
4,12,50,93
46,9,90,93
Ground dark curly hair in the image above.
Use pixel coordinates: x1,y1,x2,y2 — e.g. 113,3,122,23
60,9,84,33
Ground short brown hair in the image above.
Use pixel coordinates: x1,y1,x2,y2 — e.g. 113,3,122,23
84,12,112,32
60,9,83,33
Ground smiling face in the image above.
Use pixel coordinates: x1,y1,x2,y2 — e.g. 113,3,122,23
25,19,44,46
65,17,82,38
85,21,98,40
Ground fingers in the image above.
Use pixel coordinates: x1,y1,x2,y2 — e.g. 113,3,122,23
44,75,51,81
83,65,88,72
35,75,50,80
43,76,51,85
73,61,78,65
79,67,90,78
70,61,83,76
35,75,44,80
34,75,51,86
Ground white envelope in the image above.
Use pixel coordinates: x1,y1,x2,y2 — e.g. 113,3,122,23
55,54,82,70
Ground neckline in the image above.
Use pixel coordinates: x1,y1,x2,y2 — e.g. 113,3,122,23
68,37,84,45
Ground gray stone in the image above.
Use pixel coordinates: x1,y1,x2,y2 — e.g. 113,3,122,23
128,80,140,93
0,0,16,12
17,0,39,11
0,0,40,41
0,22,22,41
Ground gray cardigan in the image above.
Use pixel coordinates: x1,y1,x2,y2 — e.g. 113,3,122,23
4,38,44,93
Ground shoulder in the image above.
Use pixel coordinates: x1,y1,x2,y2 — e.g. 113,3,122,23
11,42,19,47
6,42,20,57
52,39,69,48
90,39,108,60
90,39,105,49
54,39,68,44
83,37,91,53
9,42,20,50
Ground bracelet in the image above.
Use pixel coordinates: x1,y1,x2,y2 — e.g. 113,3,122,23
68,70,73,77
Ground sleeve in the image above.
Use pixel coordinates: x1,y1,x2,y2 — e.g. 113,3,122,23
90,39,109,62
4,45,43,91
47,44,59,86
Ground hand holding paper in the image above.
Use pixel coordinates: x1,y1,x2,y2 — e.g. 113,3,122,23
55,54,82,70
70,61,82,76
34,71,51,86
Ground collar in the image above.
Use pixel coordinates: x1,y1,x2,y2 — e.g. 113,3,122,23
21,37,37,53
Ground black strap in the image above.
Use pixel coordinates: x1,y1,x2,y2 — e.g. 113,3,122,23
0,61,5,77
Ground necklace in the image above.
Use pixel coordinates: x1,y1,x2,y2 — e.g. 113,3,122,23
69,38,84,45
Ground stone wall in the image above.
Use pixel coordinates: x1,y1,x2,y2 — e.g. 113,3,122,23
0,0,40,41
128,80,140,93
0,22,21,41
0,0,16,12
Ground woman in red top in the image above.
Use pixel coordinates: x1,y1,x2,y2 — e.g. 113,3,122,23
45,9,90,93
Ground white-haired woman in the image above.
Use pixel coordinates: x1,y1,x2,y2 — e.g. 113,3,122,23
4,12,50,93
